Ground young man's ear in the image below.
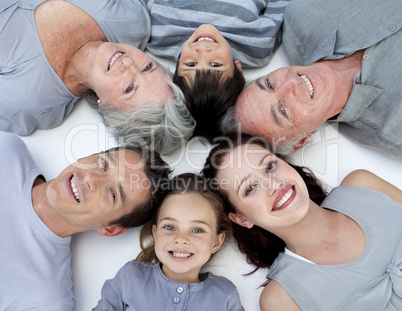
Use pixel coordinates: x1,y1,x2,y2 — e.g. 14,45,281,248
228,212,254,229
97,225,127,237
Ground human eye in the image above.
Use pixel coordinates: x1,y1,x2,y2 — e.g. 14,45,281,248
192,228,205,234
124,84,134,94
266,161,277,173
245,184,256,197
163,225,174,231
143,62,153,72
110,189,116,203
185,62,196,67
99,157,107,172
279,105,288,117
210,62,222,67
266,78,274,90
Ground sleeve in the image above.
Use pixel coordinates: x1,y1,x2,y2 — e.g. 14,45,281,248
226,286,245,311
92,265,130,311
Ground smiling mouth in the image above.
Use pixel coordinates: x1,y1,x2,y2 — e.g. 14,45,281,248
300,75,314,98
169,251,192,259
108,52,124,71
70,176,80,203
272,186,295,211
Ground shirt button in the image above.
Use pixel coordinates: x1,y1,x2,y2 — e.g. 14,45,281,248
177,287,184,294
173,297,180,304
390,25,396,31
363,54,369,61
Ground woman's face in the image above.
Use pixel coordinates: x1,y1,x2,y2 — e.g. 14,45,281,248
91,43,172,111
216,143,310,233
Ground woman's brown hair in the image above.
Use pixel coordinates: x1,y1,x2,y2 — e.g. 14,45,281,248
201,133,327,271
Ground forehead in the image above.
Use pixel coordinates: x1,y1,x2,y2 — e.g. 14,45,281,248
159,193,216,223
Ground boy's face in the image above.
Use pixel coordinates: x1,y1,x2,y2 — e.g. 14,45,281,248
177,24,242,84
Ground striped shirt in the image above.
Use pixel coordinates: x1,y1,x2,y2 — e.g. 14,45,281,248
144,0,290,67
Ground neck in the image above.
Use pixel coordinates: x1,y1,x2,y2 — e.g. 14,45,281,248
64,40,104,96
31,179,76,238
275,201,339,258
320,50,364,117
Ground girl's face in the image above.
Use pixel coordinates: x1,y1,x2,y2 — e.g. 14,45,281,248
216,144,311,234
90,42,172,111
152,192,225,283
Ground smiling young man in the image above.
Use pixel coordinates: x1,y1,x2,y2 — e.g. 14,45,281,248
0,132,170,310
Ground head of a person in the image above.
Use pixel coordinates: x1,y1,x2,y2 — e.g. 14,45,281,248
174,65,245,142
202,133,327,269
223,64,342,154
46,144,171,236
137,173,230,283
85,43,195,154
173,24,244,141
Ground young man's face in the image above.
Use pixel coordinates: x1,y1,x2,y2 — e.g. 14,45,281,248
46,148,150,233
177,24,242,85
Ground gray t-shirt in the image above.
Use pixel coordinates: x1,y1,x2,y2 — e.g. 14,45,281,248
0,132,73,310
268,186,402,310
0,0,151,135
93,260,245,310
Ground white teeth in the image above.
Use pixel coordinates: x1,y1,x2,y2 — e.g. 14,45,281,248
171,252,191,258
108,52,123,70
273,188,294,210
196,37,215,42
300,75,314,98
70,177,80,202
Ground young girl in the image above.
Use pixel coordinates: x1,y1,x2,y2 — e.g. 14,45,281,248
93,173,244,310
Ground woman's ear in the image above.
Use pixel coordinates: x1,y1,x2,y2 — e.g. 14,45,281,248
212,232,226,254
152,224,156,239
228,212,254,229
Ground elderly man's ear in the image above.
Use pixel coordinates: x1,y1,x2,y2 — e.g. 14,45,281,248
97,226,127,237
293,133,314,152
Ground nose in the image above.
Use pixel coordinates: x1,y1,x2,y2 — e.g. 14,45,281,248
174,232,190,245
119,55,135,73
278,76,299,98
84,171,104,191
261,176,284,196
194,43,212,53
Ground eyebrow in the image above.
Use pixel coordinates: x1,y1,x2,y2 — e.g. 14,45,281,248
236,154,270,195
159,217,211,228
105,150,126,207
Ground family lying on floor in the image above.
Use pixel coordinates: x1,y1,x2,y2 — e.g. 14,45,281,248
2,0,402,310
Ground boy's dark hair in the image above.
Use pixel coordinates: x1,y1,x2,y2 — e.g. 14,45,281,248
173,62,245,142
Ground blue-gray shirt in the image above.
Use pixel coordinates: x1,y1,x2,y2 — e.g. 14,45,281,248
283,0,402,158
0,0,150,136
0,132,73,310
145,0,290,67
268,186,402,311
93,261,244,310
